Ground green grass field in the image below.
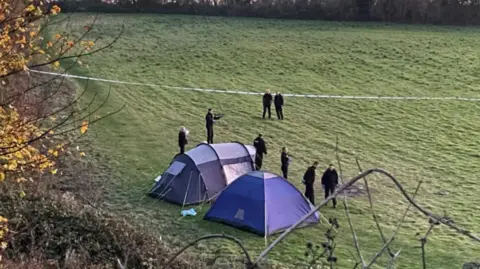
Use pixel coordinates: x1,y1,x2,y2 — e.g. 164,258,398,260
56,14,480,268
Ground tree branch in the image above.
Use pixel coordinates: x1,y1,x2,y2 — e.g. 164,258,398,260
161,234,253,269
421,223,435,269
254,168,480,266
335,138,365,267
365,237,395,268
355,158,394,258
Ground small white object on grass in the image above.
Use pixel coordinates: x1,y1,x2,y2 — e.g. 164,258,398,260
154,175,162,182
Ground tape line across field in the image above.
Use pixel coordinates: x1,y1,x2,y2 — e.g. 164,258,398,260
30,70,480,102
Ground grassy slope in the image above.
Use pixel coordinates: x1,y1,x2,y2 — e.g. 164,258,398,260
60,14,480,268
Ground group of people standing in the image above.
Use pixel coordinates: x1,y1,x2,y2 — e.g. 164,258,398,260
303,162,339,207
177,89,338,208
262,89,285,120
252,133,339,207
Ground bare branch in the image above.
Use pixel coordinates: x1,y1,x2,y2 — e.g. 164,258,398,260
48,102,126,138
336,138,366,267
161,234,253,269
116,258,126,269
391,180,423,238
421,224,435,269
386,249,402,269
254,168,480,266
355,158,394,258
365,237,395,268
0,18,125,80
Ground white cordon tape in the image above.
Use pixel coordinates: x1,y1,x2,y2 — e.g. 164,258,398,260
30,69,480,102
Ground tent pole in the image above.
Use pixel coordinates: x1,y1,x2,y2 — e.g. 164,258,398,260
198,173,201,205
157,175,178,199
155,174,178,198
182,171,193,210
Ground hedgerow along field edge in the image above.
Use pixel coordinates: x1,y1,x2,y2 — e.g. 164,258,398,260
55,14,480,268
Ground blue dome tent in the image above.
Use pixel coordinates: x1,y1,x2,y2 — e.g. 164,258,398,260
204,171,320,236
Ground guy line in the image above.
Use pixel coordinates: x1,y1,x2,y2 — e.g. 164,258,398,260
30,69,480,102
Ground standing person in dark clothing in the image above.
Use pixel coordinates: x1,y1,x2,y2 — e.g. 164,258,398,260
280,147,290,179
321,164,339,208
205,108,215,144
178,126,189,154
262,89,273,119
274,91,284,120
253,133,267,170
303,161,318,205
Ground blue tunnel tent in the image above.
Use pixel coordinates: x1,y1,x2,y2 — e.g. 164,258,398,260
148,142,256,206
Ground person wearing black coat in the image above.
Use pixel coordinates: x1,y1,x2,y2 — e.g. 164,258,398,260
274,91,284,120
178,126,188,154
262,89,273,119
281,147,290,179
205,108,215,144
321,164,339,208
303,161,318,205
253,133,267,170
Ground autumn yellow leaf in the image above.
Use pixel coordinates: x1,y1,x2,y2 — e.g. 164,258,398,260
50,169,58,175
53,61,60,68
29,31,36,38
15,36,26,45
6,160,17,171
0,216,8,223
47,41,53,48
80,121,88,134
0,242,7,250
0,172,4,182
19,191,26,198
79,152,86,157
25,4,35,12
48,130,54,135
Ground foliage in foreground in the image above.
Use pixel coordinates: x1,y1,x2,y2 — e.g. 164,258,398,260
0,185,204,269
0,0,122,264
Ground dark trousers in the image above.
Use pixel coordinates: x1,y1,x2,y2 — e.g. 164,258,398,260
275,106,283,120
325,185,337,207
179,144,185,154
255,154,263,170
305,184,315,205
206,127,214,144
281,165,288,179
263,105,271,119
